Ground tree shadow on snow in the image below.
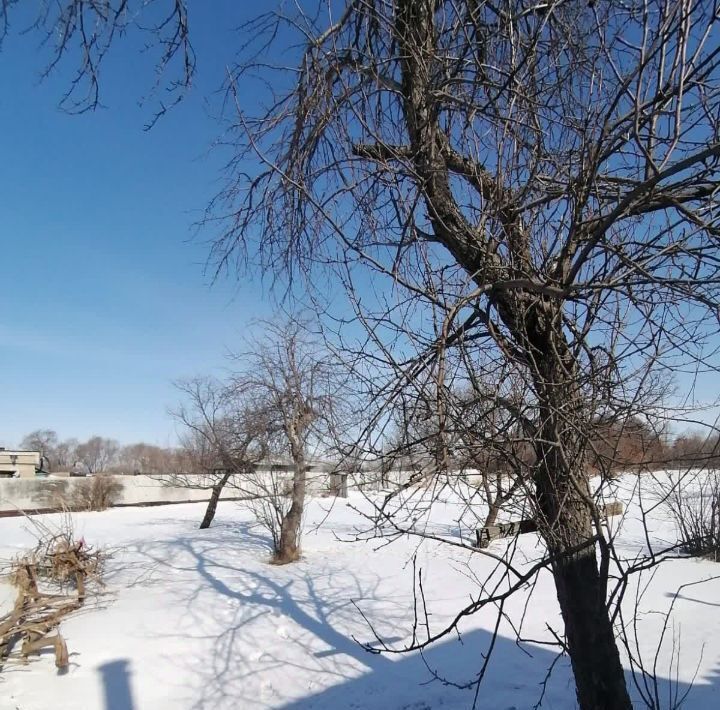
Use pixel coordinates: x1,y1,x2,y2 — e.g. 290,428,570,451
132,519,410,709
278,630,720,709
130,520,720,710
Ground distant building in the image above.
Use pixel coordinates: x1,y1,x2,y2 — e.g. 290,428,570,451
0,448,43,478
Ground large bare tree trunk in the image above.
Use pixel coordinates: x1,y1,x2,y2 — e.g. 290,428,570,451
554,545,630,708
529,323,631,710
199,471,231,530
275,460,306,563
275,426,307,564
535,454,630,708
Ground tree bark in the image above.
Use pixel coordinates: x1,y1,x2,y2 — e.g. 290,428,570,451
199,471,231,529
477,475,501,549
553,541,631,709
275,458,306,563
536,461,631,709
529,322,631,710
275,422,307,564
478,295,630,707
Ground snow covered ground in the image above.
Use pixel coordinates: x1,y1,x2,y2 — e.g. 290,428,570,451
1,473,719,710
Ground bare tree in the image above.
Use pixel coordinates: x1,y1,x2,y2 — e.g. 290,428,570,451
230,318,345,564
53,438,79,471
75,436,119,475
172,376,271,529
447,383,534,535
204,3,720,708
653,466,720,561
116,443,177,475
20,431,81,472
667,430,720,468
0,0,194,123
20,429,59,469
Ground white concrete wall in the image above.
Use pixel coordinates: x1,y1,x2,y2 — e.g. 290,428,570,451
0,469,417,514
0,475,233,513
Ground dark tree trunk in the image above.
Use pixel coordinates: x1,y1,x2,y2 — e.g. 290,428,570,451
199,471,231,529
276,423,307,564
275,459,306,563
535,460,631,709
530,324,632,710
488,290,630,707
477,474,502,549
554,540,631,708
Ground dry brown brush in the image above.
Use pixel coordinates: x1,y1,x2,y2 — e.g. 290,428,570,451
0,515,105,672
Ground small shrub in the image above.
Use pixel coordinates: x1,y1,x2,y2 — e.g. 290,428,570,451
72,474,123,511
659,470,720,560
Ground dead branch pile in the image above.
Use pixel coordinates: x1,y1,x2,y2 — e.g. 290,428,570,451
0,516,105,671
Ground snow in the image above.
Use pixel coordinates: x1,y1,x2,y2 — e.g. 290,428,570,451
1,472,720,710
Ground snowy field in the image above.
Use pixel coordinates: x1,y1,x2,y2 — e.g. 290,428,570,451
2,473,720,710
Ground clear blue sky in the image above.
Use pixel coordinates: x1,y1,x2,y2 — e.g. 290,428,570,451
0,3,273,447
1,3,716,449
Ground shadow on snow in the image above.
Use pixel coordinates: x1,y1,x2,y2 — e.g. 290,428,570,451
121,515,719,710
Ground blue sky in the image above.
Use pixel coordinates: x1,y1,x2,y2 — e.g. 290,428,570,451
0,3,273,447
1,3,717,449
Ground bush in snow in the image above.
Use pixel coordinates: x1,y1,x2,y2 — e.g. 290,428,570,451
659,469,720,561
72,474,124,512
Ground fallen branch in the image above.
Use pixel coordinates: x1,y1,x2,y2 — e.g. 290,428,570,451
0,516,105,671
475,502,625,548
